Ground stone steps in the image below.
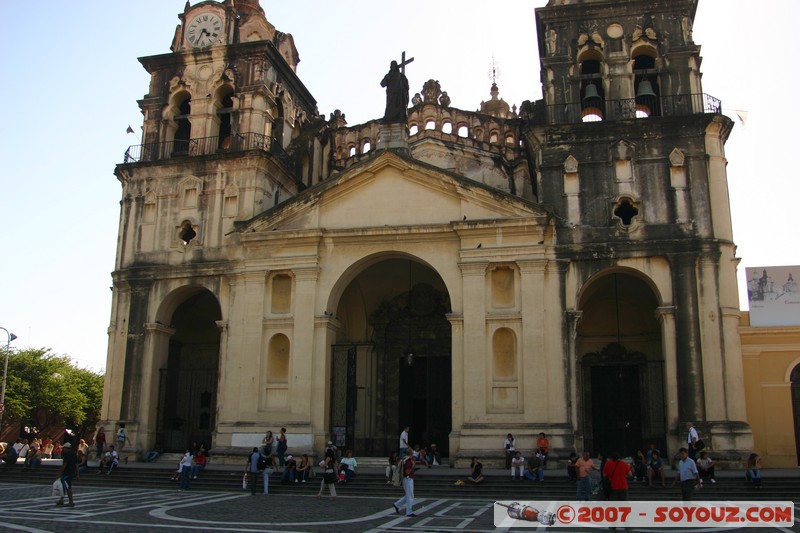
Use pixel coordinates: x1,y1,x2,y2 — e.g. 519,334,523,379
2,465,797,501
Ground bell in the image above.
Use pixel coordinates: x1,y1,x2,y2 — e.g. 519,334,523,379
583,83,601,101
636,79,657,98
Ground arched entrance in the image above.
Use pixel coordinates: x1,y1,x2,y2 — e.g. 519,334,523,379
577,272,666,456
156,290,221,451
330,258,452,456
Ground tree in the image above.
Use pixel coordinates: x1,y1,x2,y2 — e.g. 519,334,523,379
0,348,103,440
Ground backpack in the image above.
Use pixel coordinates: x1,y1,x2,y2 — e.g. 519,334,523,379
391,458,404,487
257,455,268,471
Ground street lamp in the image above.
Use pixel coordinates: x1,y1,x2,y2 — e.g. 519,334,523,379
0,327,18,437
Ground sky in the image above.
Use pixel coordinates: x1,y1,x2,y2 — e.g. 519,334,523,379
0,0,796,373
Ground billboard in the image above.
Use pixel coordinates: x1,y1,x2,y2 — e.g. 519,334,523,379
746,266,800,327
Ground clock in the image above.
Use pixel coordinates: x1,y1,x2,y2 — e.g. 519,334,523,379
186,12,224,48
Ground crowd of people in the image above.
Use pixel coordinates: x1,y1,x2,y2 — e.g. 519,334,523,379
0,420,771,511
0,437,91,474
244,429,359,499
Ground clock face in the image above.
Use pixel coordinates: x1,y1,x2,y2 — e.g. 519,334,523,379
186,13,223,48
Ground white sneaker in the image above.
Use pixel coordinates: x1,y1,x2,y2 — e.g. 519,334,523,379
710,478,716,483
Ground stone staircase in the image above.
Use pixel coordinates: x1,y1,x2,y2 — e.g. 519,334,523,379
2,463,798,502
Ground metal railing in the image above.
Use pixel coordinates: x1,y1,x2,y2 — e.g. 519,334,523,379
122,132,294,173
539,93,721,125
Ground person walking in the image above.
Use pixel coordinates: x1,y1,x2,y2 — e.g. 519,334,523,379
116,424,131,451
392,447,417,517
602,452,631,501
686,422,700,460
94,427,106,460
316,449,338,500
178,450,193,491
399,426,410,454
672,447,700,501
56,442,78,507
575,451,595,501
261,453,276,494
247,447,261,495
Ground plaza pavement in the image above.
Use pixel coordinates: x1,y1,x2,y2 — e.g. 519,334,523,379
1,461,800,533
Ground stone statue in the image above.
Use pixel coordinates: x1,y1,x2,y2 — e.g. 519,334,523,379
380,60,409,123
545,27,558,56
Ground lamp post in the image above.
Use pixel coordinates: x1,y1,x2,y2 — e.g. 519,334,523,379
0,327,18,437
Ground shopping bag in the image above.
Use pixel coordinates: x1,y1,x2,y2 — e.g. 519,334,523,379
52,479,64,497
242,472,249,489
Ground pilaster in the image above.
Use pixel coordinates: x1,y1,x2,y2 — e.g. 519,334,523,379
518,260,548,418
458,262,488,420
291,267,320,418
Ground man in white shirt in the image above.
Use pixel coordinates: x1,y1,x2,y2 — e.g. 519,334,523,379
99,446,119,474
17,440,30,458
687,422,700,460
399,426,410,454
510,451,525,480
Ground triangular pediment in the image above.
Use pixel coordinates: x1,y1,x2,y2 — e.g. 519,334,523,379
238,151,548,234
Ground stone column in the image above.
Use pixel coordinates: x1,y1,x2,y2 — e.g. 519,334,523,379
566,309,583,448
704,118,734,242
671,255,705,423
655,306,679,448
214,319,228,438
544,260,569,428
447,314,464,456
138,322,176,450
102,281,131,422
311,315,341,452
698,255,726,421
120,279,153,421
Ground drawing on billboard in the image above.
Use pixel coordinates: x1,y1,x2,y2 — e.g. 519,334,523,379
746,266,800,327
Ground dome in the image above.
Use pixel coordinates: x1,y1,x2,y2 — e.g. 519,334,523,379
479,83,514,119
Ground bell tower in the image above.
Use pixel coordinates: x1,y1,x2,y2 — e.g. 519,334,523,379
117,0,318,261
526,0,752,459
106,0,325,452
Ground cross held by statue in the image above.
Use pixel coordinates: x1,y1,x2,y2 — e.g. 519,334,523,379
399,51,414,74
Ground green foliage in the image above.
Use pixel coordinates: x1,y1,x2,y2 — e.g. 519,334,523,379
1,348,103,435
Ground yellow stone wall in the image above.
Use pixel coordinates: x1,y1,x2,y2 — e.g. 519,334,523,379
739,311,800,467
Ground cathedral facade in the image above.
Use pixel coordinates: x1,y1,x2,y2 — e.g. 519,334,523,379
102,0,753,464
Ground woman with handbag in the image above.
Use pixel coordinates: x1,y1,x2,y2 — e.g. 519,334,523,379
316,449,338,500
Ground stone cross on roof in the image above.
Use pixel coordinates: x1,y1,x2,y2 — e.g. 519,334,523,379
398,51,414,74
